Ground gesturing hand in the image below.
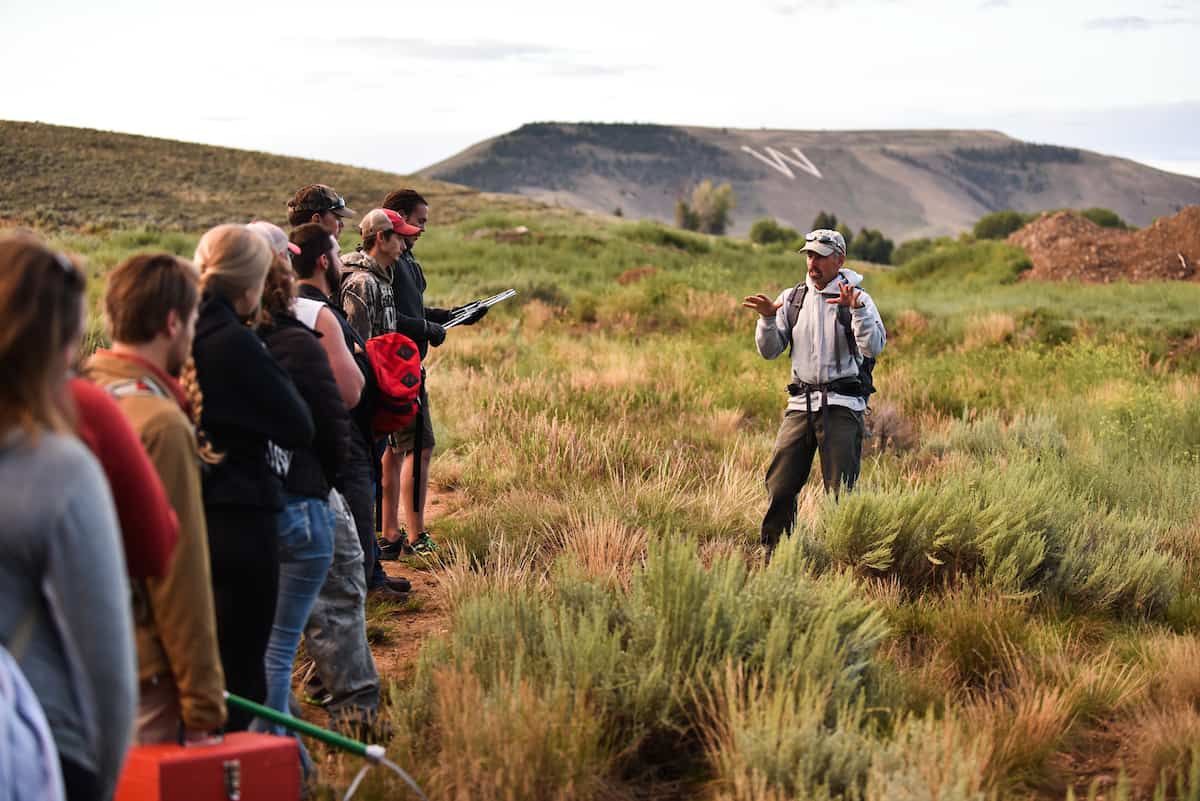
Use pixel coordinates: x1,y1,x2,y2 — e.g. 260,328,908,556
826,282,864,309
742,293,782,318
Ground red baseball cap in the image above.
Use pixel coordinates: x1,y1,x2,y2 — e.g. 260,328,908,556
360,208,421,238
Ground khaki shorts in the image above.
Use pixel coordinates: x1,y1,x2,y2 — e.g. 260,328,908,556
387,386,435,454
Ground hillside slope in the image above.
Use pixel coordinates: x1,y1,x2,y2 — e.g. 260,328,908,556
418,122,1200,239
0,120,547,231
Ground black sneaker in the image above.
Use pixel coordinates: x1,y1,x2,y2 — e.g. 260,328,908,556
377,536,411,561
383,575,412,593
368,585,409,604
411,531,438,556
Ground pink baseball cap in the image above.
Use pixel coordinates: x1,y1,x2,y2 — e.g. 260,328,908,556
247,220,301,256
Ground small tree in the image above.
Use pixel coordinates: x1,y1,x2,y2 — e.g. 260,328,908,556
973,210,1027,240
812,211,839,231
836,223,854,250
749,218,800,246
675,200,700,232
847,228,895,264
690,180,737,235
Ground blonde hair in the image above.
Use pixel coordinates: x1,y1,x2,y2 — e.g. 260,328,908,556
179,358,222,464
194,224,273,302
183,223,274,465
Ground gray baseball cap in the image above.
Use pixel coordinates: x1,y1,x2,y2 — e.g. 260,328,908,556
798,228,846,257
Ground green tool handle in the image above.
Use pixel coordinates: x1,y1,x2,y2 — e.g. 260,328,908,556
224,691,372,759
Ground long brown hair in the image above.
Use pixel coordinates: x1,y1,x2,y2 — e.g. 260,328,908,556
0,235,87,438
257,252,298,327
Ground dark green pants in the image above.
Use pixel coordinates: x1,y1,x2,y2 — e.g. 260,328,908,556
761,405,864,547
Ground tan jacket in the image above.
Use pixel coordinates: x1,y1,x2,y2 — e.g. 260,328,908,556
84,350,226,731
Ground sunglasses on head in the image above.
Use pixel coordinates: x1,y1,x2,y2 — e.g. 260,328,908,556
320,195,347,214
806,232,839,245
52,250,85,288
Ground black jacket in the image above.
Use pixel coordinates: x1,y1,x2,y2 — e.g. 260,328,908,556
259,313,350,500
298,283,376,448
392,249,450,360
192,293,314,511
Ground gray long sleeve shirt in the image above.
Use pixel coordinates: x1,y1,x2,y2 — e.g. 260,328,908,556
0,430,135,798
755,268,886,412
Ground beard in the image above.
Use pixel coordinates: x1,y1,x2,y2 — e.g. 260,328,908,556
325,262,342,296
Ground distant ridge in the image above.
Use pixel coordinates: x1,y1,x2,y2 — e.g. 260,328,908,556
0,120,545,231
418,122,1200,239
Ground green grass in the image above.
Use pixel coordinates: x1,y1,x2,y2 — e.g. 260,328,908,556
19,209,1200,800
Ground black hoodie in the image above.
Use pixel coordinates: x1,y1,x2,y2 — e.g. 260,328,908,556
192,292,314,510
259,312,350,499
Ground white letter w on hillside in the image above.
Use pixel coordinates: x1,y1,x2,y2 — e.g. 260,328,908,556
740,146,823,180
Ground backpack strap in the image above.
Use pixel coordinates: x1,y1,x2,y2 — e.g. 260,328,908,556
836,304,859,361
785,282,807,353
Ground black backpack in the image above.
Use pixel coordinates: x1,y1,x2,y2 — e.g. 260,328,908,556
784,273,876,399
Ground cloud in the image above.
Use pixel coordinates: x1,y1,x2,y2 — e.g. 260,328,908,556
326,36,643,80
1083,15,1196,30
769,0,891,13
979,0,1009,8
333,37,558,62
544,63,649,78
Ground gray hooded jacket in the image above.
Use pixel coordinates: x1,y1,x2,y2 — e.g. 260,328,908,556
754,268,886,412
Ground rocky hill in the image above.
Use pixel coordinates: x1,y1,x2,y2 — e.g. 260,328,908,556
0,120,546,231
418,123,1200,240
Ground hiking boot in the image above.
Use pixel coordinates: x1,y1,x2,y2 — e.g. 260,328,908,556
368,585,410,603
377,535,411,561
410,531,438,556
383,575,412,593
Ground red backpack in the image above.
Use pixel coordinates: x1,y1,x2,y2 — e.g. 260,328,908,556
365,333,422,435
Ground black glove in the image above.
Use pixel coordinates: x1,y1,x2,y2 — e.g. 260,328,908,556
424,320,447,347
461,306,488,326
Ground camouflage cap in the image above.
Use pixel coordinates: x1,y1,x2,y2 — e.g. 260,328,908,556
287,184,357,218
798,228,846,257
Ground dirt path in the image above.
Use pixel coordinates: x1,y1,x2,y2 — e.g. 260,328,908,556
368,487,458,682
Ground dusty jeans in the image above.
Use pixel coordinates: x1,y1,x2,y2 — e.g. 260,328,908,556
761,404,864,548
303,490,380,721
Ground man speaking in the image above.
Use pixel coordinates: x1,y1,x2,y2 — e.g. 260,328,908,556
743,228,886,551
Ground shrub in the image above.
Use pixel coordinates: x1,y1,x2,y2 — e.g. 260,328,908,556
748,218,800,246
892,237,935,266
1080,207,1130,229
865,711,990,801
427,669,614,801
675,199,701,231
701,666,876,801
972,210,1027,240
620,221,711,254
847,228,895,264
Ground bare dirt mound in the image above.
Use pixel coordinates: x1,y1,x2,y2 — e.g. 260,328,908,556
1011,206,1200,282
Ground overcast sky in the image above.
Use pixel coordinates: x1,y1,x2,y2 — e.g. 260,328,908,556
4,0,1198,177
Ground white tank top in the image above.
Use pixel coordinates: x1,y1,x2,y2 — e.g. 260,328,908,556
292,297,323,330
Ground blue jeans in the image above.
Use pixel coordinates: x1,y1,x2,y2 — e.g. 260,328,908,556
254,495,334,751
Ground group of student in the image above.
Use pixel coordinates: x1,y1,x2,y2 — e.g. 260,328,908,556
0,183,480,801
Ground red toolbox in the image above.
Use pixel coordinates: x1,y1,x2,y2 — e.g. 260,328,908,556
115,732,300,801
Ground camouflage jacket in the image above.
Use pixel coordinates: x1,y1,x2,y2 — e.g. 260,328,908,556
339,250,397,342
